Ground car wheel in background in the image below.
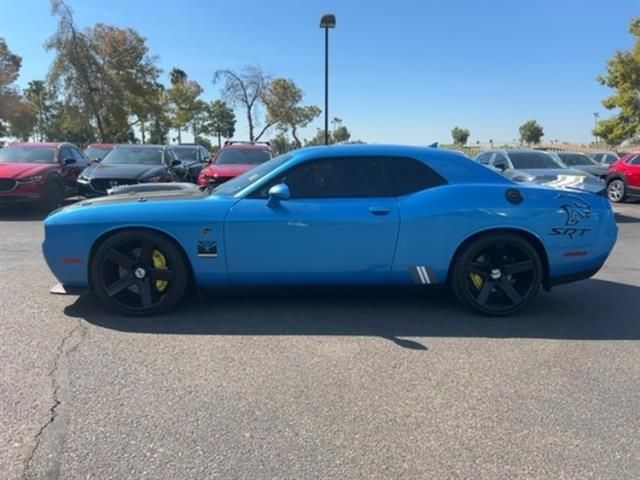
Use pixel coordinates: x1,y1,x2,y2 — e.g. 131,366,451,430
90,229,189,316
40,180,64,211
607,179,626,203
451,232,542,316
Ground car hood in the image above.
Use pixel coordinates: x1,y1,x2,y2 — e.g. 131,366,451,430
83,163,166,179
64,183,207,209
0,162,54,179
203,163,254,177
507,168,605,194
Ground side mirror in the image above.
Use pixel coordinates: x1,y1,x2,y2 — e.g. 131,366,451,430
171,159,181,167
90,157,101,164
495,163,507,171
267,183,290,207
63,157,76,165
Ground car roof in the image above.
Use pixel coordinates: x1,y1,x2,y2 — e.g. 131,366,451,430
86,143,117,148
223,143,271,150
113,144,168,149
170,144,202,149
9,142,67,148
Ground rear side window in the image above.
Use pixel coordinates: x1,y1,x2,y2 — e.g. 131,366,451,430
627,155,640,165
385,156,447,196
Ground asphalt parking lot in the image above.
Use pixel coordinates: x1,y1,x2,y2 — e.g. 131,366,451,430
2,203,640,480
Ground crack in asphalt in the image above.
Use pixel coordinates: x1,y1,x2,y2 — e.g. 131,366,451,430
22,320,85,480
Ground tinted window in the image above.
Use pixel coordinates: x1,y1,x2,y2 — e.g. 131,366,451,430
70,147,87,165
475,153,491,164
172,147,198,162
280,157,392,198
84,147,112,160
628,155,640,165
591,153,604,163
605,154,618,164
216,149,271,165
0,146,57,163
387,157,447,195
102,148,164,165
509,151,563,169
493,153,508,168
60,147,74,162
557,153,596,166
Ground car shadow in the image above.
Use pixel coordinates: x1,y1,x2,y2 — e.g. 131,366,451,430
64,279,640,348
615,212,640,224
0,207,47,221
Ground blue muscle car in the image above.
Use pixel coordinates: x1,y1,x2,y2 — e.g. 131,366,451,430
42,145,617,316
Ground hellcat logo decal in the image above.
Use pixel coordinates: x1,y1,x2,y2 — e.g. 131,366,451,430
558,195,591,226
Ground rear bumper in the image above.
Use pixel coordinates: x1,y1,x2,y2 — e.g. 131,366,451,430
549,265,603,287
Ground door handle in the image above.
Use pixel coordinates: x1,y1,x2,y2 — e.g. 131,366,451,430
369,207,391,216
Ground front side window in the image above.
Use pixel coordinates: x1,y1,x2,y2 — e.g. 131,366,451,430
0,146,57,164
627,155,640,166
605,154,618,164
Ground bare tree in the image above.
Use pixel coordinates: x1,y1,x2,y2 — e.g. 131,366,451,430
213,66,269,141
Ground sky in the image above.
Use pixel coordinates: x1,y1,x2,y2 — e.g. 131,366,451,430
1,0,638,145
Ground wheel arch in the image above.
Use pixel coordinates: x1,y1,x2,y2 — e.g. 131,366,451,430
606,173,627,186
447,227,551,290
87,226,196,292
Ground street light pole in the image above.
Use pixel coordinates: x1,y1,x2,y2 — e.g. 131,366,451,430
593,112,599,145
320,14,336,146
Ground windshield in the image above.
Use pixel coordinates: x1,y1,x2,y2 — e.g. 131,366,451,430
212,154,291,196
510,151,564,169
557,153,597,166
84,147,113,160
216,149,271,165
172,147,198,161
102,148,164,165
0,146,56,164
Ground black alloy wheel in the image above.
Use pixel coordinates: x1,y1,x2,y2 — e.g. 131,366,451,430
452,233,543,316
91,230,188,316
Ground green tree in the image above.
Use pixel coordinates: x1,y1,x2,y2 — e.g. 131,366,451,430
0,37,22,133
519,120,544,145
270,131,291,154
167,68,204,143
594,17,640,145
8,100,37,140
23,80,58,141
332,125,351,143
451,126,470,145
46,0,161,142
213,66,269,141
206,99,236,147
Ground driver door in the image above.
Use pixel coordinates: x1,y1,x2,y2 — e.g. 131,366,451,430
224,156,400,284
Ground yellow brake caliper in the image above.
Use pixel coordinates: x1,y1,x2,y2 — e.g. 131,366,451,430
152,249,169,292
469,273,484,290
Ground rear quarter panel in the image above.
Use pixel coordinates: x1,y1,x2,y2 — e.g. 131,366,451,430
391,183,617,284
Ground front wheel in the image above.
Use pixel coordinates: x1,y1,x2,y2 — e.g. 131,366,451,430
607,179,626,203
90,230,189,316
451,233,543,316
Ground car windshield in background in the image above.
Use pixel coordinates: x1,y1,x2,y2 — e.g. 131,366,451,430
172,147,198,161
84,147,112,159
102,148,163,165
212,154,291,196
510,151,564,169
0,146,56,163
216,149,271,165
558,153,597,166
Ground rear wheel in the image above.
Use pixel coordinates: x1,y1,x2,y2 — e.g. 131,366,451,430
607,179,626,203
90,230,189,316
451,233,542,316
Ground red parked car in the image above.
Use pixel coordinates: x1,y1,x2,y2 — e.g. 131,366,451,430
197,141,273,187
0,142,90,209
83,143,117,163
606,152,640,203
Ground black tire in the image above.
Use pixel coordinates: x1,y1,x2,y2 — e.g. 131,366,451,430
607,179,626,203
40,180,64,211
90,229,189,316
451,233,543,316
